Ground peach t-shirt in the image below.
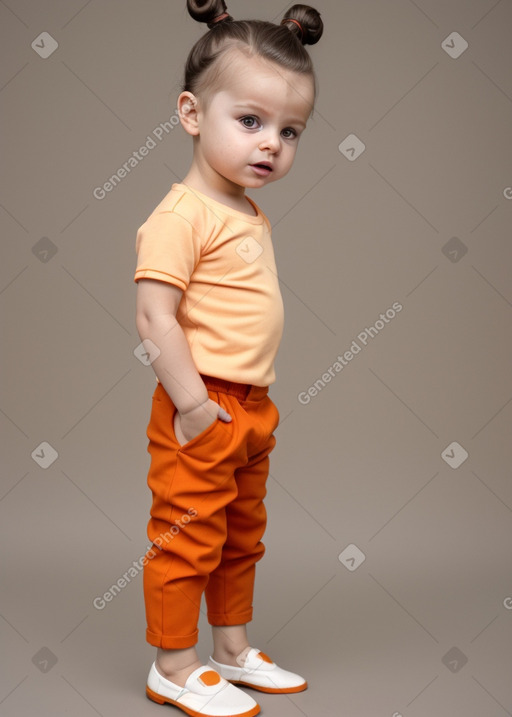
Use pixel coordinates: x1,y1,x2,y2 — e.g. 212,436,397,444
134,183,284,386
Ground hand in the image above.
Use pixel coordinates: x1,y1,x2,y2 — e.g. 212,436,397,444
173,398,232,446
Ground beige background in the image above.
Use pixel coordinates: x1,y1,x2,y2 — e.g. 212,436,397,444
2,1,512,715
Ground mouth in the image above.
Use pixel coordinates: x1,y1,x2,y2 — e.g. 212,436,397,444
250,162,273,176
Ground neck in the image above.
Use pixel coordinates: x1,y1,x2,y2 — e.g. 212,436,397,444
181,155,256,215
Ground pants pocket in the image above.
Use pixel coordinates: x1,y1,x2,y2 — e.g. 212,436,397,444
172,411,218,450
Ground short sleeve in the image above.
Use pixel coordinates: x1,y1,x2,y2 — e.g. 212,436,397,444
134,211,201,290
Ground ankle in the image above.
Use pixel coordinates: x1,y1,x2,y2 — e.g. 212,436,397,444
155,658,202,687
155,647,202,687
212,644,251,666
211,625,250,666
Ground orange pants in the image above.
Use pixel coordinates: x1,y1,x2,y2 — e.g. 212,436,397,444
142,375,280,649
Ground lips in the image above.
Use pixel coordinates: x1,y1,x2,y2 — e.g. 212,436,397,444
250,162,273,177
251,162,273,171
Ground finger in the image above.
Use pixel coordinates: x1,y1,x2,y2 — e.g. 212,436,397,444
217,407,232,422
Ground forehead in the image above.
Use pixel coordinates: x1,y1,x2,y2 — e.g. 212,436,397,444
211,46,315,120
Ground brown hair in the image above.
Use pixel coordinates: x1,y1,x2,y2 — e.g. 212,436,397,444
183,1,323,104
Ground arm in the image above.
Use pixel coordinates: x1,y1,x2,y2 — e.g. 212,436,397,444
135,278,231,441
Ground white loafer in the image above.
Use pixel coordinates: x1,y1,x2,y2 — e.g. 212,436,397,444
208,648,308,694
146,662,260,717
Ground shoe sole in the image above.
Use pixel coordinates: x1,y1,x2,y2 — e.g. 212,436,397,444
228,680,308,694
146,685,261,717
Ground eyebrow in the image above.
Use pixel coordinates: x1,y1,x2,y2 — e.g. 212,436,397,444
233,102,307,128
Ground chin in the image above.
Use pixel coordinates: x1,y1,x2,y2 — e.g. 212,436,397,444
237,177,266,189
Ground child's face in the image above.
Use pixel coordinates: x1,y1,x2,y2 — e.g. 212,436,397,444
188,50,315,191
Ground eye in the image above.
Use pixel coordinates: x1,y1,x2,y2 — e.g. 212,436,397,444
240,115,260,129
281,127,298,139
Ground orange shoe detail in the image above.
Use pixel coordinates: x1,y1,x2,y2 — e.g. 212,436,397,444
256,651,273,664
199,670,221,687
146,686,166,704
230,680,308,694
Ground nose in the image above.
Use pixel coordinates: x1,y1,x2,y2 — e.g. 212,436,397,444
258,129,281,154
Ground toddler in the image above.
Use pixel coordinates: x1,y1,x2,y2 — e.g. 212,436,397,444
134,2,323,715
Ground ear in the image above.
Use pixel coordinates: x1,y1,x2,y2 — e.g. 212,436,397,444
178,91,200,136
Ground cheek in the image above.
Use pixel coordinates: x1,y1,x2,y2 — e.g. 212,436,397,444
202,123,231,159
273,145,299,178
218,133,247,160
282,144,299,165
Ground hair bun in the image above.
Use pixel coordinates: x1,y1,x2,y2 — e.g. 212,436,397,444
186,0,233,28
281,4,323,46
